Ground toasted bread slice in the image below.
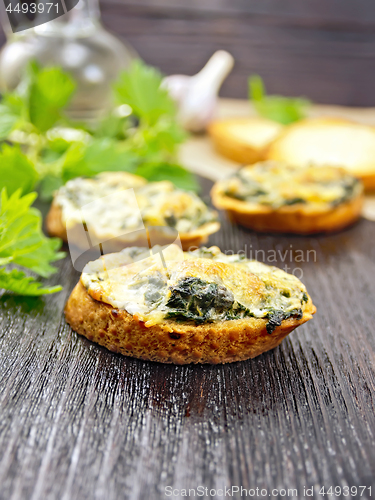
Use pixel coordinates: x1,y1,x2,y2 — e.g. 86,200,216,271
208,117,283,164
211,161,364,234
267,118,375,190
65,245,316,364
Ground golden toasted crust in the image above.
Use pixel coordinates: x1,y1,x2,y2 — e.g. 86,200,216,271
208,117,283,164
211,182,363,234
46,203,220,252
266,117,375,191
65,282,316,364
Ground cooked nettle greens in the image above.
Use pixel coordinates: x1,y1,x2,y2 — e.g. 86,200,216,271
0,59,198,295
221,161,362,209
81,245,310,334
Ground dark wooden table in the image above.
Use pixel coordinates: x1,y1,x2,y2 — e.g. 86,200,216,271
0,178,374,499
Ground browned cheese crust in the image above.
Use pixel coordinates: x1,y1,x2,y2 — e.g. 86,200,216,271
211,184,364,234
46,202,220,252
65,281,316,365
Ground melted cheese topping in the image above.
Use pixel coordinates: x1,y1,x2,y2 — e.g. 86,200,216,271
269,120,375,174
81,245,309,328
55,172,217,234
219,161,362,209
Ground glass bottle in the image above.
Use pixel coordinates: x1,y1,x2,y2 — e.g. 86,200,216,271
0,0,136,121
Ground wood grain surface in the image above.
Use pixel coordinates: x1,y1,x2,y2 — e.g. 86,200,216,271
0,178,374,499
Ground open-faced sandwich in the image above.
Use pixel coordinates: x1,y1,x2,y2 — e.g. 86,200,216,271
65,244,316,364
46,172,220,251
208,117,283,164
266,117,375,190
211,161,363,234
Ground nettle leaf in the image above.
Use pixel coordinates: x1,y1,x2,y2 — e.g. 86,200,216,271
134,119,187,159
61,138,138,182
135,162,199,192
0,189,64,285
249,74,310,125
114,60,177,126
38,173,64,202
0,144,38,196
0,267,62,296
0,93,24,139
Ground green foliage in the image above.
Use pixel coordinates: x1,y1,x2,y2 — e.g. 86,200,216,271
0,94,23,139
28,61,76,132
249,75,310,125
0,268,62,296
114,60,190,185
0,59,201,295
135,162,199,192
61,138,137,183
0,59,196,197
0,189,64,295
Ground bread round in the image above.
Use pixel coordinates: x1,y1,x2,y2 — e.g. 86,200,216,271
64,245,316,364
46,172,220,252
266,117,375,190
65,282,315,365
208,117,283,164
211,162,364,234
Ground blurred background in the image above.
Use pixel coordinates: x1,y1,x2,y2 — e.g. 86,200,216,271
53,0,375,106
1,0,375,106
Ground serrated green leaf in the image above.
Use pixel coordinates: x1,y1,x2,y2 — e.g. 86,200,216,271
132,119,186,160
0,189,64,279
135,162,199,192
0,144,38,196
0,256,13,266
61,138,138,182
0,93,24,139
38,173,64,201
249,74,310,125
28,63,76,132
0,105,20,139
0,267,61,296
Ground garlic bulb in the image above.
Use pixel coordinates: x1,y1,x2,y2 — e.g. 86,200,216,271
162,50,234,133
